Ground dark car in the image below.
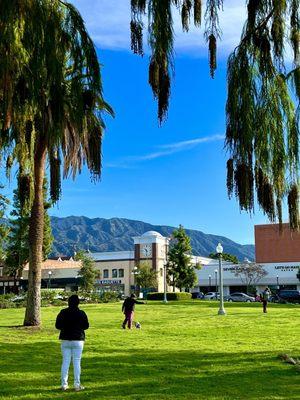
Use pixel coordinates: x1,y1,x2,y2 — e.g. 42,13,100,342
192,292,204,299
226,292,255,302
277,290,300,303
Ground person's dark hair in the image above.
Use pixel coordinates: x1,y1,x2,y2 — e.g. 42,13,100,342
130,293,136,298
68,294,80,308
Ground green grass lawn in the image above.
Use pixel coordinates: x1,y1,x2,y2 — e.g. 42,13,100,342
0,301,299,400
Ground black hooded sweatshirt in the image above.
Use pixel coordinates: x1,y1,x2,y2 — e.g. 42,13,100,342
55,306,89,340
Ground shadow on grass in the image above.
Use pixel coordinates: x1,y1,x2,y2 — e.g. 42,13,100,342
0,342,298,400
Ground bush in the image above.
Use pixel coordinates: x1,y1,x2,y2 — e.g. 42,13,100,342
99,291,120,303
0,296,17,309
147,292,192,301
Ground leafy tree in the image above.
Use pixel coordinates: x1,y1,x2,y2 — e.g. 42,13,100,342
167,225,200,291
234,260,268,294
0,1,112,325
131,1,300,229
209,252,239,264
135,262,158,291
75,250,98,293
5,177,53,282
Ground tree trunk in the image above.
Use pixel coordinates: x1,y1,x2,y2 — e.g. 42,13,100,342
23,139,47,326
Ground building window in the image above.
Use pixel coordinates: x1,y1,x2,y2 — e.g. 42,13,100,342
103,269,109,278
119,269,124,278
112,269,118,278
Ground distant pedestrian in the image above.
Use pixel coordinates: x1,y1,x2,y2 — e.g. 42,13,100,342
55,294,89,391
122,293,144,329
262,287,271,313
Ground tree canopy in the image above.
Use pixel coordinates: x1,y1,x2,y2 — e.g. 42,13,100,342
135,262,158,290
167,225,200,291
209,252,238,264
0,0,112,325
131,1,300,229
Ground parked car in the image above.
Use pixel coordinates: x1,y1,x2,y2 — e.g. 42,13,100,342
277,290,300,303
204,292,219,300
191,292,204,299
226,292,255,302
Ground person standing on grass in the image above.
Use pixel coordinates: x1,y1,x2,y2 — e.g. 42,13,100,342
122,293,144,329
262,287,271,313
55,294,89,391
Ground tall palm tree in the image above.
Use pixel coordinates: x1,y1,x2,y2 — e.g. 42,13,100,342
131,0,300,229
0,0,113,326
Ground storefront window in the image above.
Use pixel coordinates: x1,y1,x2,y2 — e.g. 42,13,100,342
112,269,118,278
119,269,124,278
103,269,109,278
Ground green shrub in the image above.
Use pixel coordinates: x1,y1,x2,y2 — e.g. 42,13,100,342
147,292,192,301
99,291,120,303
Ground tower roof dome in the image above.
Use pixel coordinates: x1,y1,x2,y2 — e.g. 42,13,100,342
142,231,163,237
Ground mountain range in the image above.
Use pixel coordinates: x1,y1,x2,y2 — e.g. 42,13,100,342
50,216,255,261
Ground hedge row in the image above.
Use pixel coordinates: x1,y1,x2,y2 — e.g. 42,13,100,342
0,290,120,309
147,292,192,301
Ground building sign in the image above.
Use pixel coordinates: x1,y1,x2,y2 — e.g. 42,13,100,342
96,279,122,285
274,265,300,271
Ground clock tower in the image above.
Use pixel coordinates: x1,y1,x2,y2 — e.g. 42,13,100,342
133,231,170,292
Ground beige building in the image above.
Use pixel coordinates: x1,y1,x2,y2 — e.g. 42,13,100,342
91,231,170,296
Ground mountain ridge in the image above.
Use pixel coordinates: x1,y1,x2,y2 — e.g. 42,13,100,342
50,216,255,261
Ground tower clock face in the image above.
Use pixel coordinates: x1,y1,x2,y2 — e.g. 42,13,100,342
141,244,152,257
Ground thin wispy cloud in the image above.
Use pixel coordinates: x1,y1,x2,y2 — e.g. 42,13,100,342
106,134,224,167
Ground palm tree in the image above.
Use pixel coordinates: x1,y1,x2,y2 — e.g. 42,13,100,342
0,1,113,326
131,1,300,230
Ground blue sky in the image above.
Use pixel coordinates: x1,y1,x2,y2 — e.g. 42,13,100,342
4,1,275,245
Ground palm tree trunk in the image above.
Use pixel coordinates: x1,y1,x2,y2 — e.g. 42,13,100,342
23,138,47,326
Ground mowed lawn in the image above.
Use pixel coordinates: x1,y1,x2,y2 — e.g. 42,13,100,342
0,301,299,400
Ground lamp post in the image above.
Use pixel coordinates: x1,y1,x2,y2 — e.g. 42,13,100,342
131,266,140,295
216,243,226,315
48,271,52,289
163,236,171,304
214,269,218,292
276,275,279,289
209,274,211,290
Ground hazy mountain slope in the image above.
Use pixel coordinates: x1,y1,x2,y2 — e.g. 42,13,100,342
50,216,255,261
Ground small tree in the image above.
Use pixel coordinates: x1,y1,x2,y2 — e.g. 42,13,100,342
234,260,268,294
135,262,158,292
209,252,238,264
5,178,53,284
75,250,97,293
167,225,200,292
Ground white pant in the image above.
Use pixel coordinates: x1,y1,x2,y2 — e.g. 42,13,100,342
61,340,84,388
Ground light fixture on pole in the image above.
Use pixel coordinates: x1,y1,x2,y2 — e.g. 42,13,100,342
216,243,226,315
214,269,218,293
276,275,279,289
131,266,140,295
48,271,52,289
163,236,171,304
209,274,211,290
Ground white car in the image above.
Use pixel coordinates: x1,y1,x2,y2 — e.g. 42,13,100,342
204,292,219,300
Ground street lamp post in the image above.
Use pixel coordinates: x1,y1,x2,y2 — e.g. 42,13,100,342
163,262,168,304
276,275,279,289
209,274,211,290
131,266,140,295
48,271,52,289
214,269,218,293
163,236,171,304
216,243,226,315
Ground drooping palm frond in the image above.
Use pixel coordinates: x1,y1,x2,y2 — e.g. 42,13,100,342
226,0,300,230
130,0,223,123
